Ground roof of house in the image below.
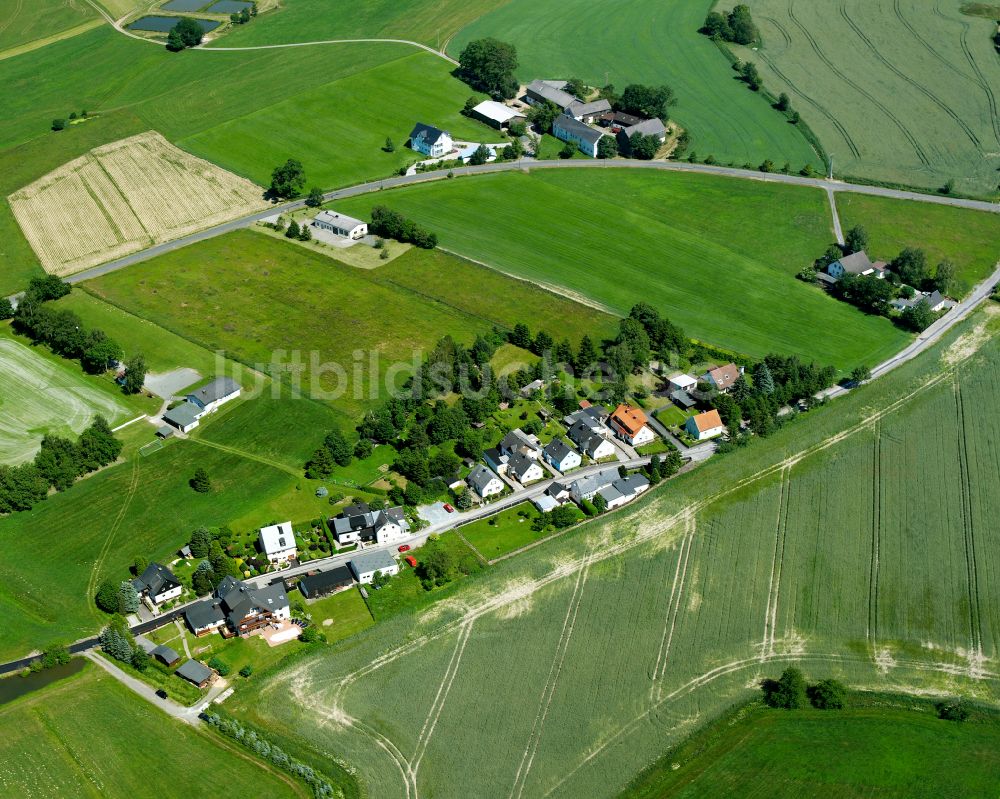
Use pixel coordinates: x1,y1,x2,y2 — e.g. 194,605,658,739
176,659,213,684
922,290,946,308
472,100,524,124
567,98,612,117
467,464,501,493
611,403,648,436
614,474,650,495
499,428,539,454
600,110,643,127
133,562,180,596
533,494,560,513
597,483,625,505
622,118,667,139
668,373,697,389
691,409,724,433
350,549,398,575
298,566,353,596
216,576,288,627
569,467,620,497
151,644,180,664
831,250,874,275
553,114,605,145
525,79,577,109
707,363,740,390
409,122,450,145
163,402,199,427
314,210,366,230
508,450,540,480
543,437,576,463
184,598,226,630
259,521,295,556
670,389,697,408
342,501,370,517
188,376,240,407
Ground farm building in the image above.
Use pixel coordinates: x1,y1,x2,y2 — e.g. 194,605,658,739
313,210,367,240
349,550,399,585
298,566,354,599
524,79,577,111
471,100,526,129
467,464,505,499
618,117,667,144
330,502,410,546
187,376,241,415
686,409,726,441
151,645,180,666
408,123,453,157
704,363,742,392
258,521,297,564
162,402,200,433
599,110,642,131
132,562,182,606
552,114,605,158
543,438,582,472
609,404,656,447
826,251,887,281
566,98,611,123
176,659,214,688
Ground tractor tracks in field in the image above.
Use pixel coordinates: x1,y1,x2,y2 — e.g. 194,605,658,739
787,0,930,166
85,457,140,609
868,420,882,647
649,512,696,704
760,466,791,661
957,19,1000,146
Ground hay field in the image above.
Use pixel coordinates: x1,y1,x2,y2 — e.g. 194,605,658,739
0,336,129,465
0,0,96,54
232,307,1000,799
8,131,267,276
741,0,1000,195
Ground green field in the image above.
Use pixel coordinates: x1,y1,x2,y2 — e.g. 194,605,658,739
448,0,818,169
0,0,97,55
226,304,1000,799
336,169,912,369
0,664,302,798
741,0,1000,195
836,192,1000,293
84,231,617,419
460,503,545,559
623,700,1000,798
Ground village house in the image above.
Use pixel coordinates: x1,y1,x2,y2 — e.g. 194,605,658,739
408,122,453,157
534,479,570,512
471,100,526,130
609,403,656,447
330,502,410,547
184,576,290,637
704,363,742,393
312,210,367,240
568,467,621,503
163,376,241,433
552,114,605,158
543,437,582,472
566,98,612,123
599,110,643,131
499,427,542,459
467,464,505,499
617,118,667,152
297,565,354,600
566,419,617,461
349,550,399,585
596,474,651,510
686,409,726,441
890,290,955,314
132,562,182,606
826,251,888,281
524,79,577,111
508,450,545,484
258,521,297,565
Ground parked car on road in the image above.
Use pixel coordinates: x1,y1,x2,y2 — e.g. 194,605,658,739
155,689,168,699
444,503,455,513
398,544,411,552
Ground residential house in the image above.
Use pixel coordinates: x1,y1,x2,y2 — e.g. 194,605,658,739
552,114,605,158
667,373,698,393
499,428,542,459
533,494,560,513
258,521,297,565
568,467,620,503
132,562,182,606
922,290,954,313
330,503,410,547
187,377,241,416
408,123,453,157
467,464,505,499
524,79,577,111
704,364,742,393
184,576,290,637
349,550,400,585
184,599,227,636
543,437,582,472
471,100,526,130
521,378,545,397
484,446,508,474
566,419,616,461
609,403,656,447
508,451,545,484
298,566,354,599
596,474,651,510
313,210,367,240
685,409,726,441
617,118,667,153
563,401,610,427
162,402,200,434
826,251,887,281
566,98,612,123
151,645,180,666
176,659,214,688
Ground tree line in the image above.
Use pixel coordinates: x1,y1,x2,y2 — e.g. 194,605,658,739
369,206,438,249
701,5,759,46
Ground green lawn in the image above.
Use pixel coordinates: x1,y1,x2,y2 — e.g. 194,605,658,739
489,343,540,375
0,663,302,798
622,701,1000,799
836,193,1000,294
0,0,97,54
301,587,376,643
335,169,912,370
460,503,545,559
448,0,818,169
95,650,204,706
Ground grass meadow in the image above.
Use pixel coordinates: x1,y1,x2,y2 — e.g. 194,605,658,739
335,169,911,369
0,664,302,798
228,304,1000,799
0,0,97,55
448,0,818,170
741,0,1000,195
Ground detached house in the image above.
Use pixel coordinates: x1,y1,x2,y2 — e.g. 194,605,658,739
596,474,650,510
566,419,616,461
686,409,726,441
609,404,656,447
568,467,620,503
349,550,399,585
313,210,367,240
826,251,887,281
164,376,241,433
132,562,182,606
704,364,742,393
330,502,410,547
543,437,581,472
408,123,453,157
184,576,290,637
258,521,297,564
552,114,605,157
467,464,505,499
508,451,545,484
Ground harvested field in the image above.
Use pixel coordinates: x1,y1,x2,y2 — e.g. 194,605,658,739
8,131,267,276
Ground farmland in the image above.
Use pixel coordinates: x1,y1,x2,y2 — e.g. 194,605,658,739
0,330,131,465
9,131,268,276
0,0,97,55
739,0,1000,195
229,305,1000,799
335,169,912,369
448,0,818,170
0,664,302,798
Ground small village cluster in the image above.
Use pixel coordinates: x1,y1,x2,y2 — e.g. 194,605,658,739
662,362,743,440
818,250,956,313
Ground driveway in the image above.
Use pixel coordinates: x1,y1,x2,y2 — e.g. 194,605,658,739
418,501,454,527
144,368,201,398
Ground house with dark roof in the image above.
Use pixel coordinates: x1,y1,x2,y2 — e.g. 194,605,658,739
552,114,605,158
566,98,612,123
187,377,241,415
467,464,505,499
508,450,545,484
827,251,887,281
162,402,200,434
298,566,354,600
524,80,577,111
566,419,616,461
408,123,453,157
329,504,410,546
132,562,182,605
543,437,581,472
499,428,541,459
596,474,651,510
151,644,180,666
599,110,643,130
568,467,621,503
176,659,214,688
183,576,290,637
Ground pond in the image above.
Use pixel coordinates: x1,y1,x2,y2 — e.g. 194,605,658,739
0,658,85,706
127,15,221,33
160,0,207,11
206,0,253,12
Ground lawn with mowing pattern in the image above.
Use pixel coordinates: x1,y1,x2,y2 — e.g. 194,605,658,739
0,0,97,54
460,503,545,559
335,169,911,370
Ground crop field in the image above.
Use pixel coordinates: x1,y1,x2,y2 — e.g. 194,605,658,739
0,334,131,465
448,0,818,170
84,231,617,419
739,0,1000,195
230,305,1000,799
0,665,301,798
336,169,912,369
0,0,97,55
8,131,267,276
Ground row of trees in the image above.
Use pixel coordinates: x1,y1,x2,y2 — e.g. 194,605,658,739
99,615,151,672
702,5,759,45
369,205,437,249
0,415,122,514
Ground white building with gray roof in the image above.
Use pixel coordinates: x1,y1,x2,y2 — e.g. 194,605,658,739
349,550,400,584
467,464,505,499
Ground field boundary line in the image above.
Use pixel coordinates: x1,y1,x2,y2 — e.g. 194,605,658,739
868,420,882,647
32,706,104,798
760,465,790,660
650,511,695,703
112,414,147,432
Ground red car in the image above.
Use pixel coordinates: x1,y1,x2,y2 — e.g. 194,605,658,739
405,555,418,568
444,503,455,513
398,544,411,552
